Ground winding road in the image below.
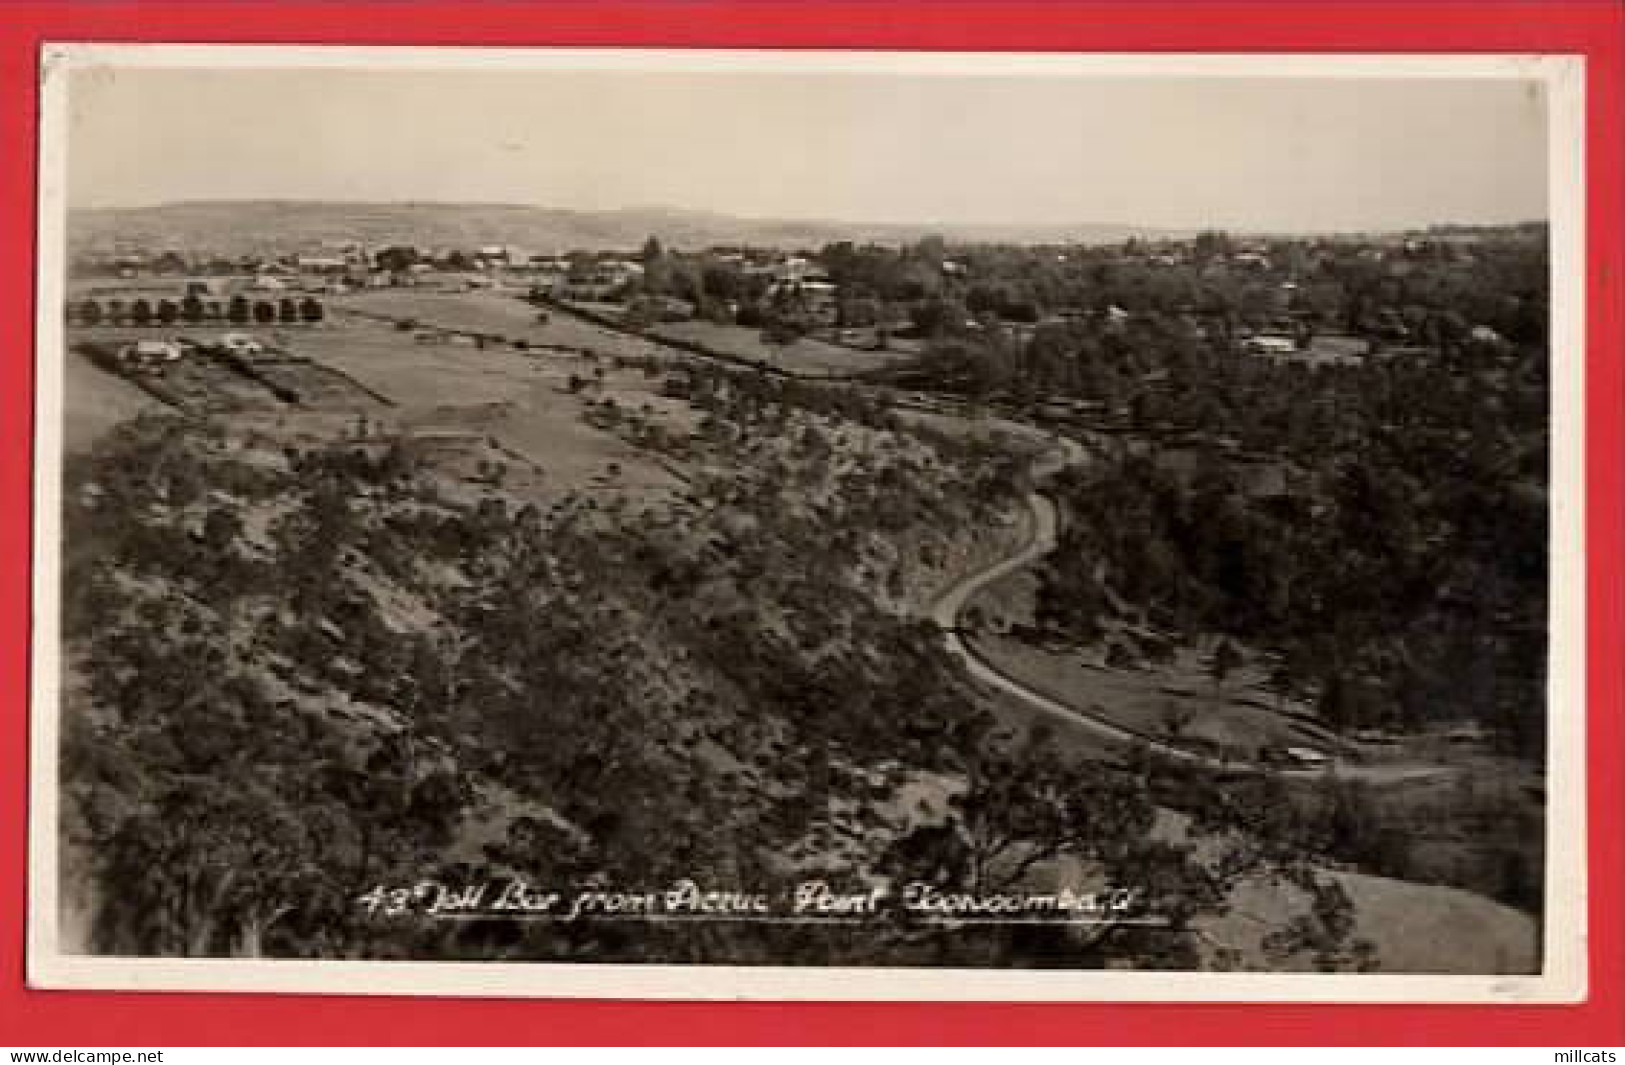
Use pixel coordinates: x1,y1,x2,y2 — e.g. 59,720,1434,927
926,432,1453,786
506,291,1449,786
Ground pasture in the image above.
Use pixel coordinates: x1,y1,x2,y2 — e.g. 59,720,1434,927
969,620,1339,761
61,348,161,455
646,319,903,377
332,289,673,362
59,298,694,506
283,311,687,501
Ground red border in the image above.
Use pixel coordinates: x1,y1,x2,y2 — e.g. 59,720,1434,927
2,1,1620,1047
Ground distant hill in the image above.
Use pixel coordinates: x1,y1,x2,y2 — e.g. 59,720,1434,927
68,200,1189,257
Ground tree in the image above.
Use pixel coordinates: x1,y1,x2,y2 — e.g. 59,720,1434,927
1211,638,1242,687
94,775,329,956
1194,230,1234,262
253,300,277,325
152,250,188,275
1263,875,1379,972
880,723,1229,968
201,505,243,556
278,298,300,324
911,234,948,269
373,245,420,273
761,314,808,347
1159,699,1197,740
910,295,969,338
181,295,205,324
638,236,671,296
130,299,153,327
228,296,251,325
299,298,324,324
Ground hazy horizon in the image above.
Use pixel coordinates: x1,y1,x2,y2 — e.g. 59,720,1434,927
72,196,1549,237
66,65,1550,234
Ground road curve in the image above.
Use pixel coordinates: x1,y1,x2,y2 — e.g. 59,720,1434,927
927,435,1452,786
930,474,1242,771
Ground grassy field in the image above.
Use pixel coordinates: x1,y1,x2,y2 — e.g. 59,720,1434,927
970,632,1341,759
333,289,672,362
1190,864,1538,973
963,556,1349,759
281,311,685,502
646,319,903,377
62,349,161,455
59,299,692,506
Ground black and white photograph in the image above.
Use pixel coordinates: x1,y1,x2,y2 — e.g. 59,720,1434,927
28,47,1586,1001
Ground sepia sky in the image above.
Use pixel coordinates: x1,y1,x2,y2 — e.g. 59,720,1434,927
65,64,1550,232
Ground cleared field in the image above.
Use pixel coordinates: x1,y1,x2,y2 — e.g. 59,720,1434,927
288,313,684,500
60,308,690,504
961,553,1353,760
646,319,902,377
332,289,671,361
969,632,1340,760
1195,867,1538,973
248,360,392,411
62,349,162,455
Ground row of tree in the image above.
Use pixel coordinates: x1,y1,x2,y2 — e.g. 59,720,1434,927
67,295,325,328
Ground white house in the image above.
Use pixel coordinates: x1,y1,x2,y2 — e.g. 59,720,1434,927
1283,746,1332,769
295,255,349,274
1242,335,1299,357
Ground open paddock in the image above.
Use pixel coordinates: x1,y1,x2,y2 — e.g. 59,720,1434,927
290,313,688,500
331,289,672,362
646,319,904,378
968,631,1341,761
62,348,163,455
247,360,395,412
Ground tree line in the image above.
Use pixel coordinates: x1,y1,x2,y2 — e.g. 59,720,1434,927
67,294,325,328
